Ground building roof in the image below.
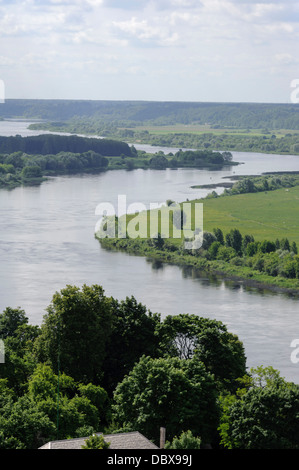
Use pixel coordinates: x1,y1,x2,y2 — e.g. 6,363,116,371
39,431,159,450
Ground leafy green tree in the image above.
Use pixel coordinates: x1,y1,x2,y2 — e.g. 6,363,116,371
21,165,42,178
280,238,290,251
165,430,201,449
157,314,218,360
34,284,113,384
216,245,237,261
0,307,28,339
219,366,299,449
82,434,110,449
259,240,276,254
157,314,246,392
225,229,243,255
195,327,246,391
246,241,259,257
213,228,224,245
78,383,110,426
202,231,217,251
242,234,254,253
112,355,219,446
0,394,56,449
28,364,105,440
102,296,161,394
208,241,222,259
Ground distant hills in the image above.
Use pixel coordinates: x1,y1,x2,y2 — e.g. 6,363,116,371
0,99,299,130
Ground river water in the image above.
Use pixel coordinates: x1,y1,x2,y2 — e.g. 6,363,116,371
1,120,299,383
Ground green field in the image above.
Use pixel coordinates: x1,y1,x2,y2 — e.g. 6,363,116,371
129,124,287,138
199,186,299,246
98,184,299,292
105,185,299,247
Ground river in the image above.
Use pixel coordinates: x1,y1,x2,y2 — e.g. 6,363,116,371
1,119,299,384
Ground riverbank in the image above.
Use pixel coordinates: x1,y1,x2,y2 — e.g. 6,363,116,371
97,236,299,296
96,176,299,295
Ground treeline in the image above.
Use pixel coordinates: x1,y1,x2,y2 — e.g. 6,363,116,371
133,130,299,156
0,134,132,156
0,134,132,157
0,134,135,189
0,151,109,189
2,99,299,129
198,228,299,280
147,226,299,281
203,173,299,198
1,284,299,450
141,149,234,170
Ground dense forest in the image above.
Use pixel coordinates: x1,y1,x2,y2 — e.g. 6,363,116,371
1,99,299,129
1,284,299,450
0,134,132,157
0,136,236,189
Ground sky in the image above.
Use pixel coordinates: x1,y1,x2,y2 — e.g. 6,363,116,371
0,0,298,103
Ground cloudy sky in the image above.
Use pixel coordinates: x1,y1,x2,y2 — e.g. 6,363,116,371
0,0,298,102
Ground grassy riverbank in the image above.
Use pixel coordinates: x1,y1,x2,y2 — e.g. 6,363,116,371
96,174,299,294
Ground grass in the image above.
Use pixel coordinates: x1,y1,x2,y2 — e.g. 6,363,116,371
114,185,299,247
199,186,299,246
97,184,299,293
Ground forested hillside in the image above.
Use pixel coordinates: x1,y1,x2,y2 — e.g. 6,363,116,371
1,99,299,129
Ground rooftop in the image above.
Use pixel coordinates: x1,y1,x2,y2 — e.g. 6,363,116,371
39,431,159,450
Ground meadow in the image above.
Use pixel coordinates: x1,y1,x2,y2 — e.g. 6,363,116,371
98,178,299,292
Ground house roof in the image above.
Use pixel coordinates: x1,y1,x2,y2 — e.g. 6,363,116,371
39,431,159,450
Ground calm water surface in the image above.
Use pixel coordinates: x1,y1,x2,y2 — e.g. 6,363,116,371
1,120,299,383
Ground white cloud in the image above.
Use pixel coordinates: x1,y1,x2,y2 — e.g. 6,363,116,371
0,0,298,101
112,16,180,46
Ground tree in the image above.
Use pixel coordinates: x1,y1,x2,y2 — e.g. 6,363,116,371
112,355,219,446
202,231,217,250
259,240,276,254
102,296,161,394
158,314,224,360
165,430,202,449
208,241,221,259
213,228,224,245
34,284,113,384
0,394,55,449
195,327,246,391
82,434,110,449
219,366,299,449
21,165,42,178
28,364,106,440
0,307,28,339
157,314,246,392
225,229,243,255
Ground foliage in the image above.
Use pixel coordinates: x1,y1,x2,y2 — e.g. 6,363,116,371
157,314,246,392
34,284,113,384
0,394,56,449
218,367,299,449
0,307,29,339
164,430,202,449
112,355,219,446
102,296,161,394
81,434,110,449
0,134,132,157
